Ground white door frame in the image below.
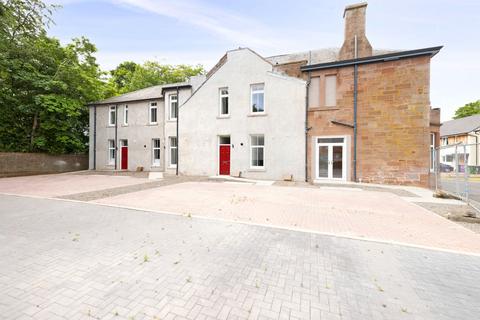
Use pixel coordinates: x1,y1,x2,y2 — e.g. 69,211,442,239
315,136,347,181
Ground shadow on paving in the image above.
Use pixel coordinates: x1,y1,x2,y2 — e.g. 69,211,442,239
57,175,210,201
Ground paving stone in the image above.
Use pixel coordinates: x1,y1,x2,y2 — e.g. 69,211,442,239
0,195,479,320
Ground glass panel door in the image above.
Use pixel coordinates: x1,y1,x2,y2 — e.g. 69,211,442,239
332,145,343,179
318,146,329,178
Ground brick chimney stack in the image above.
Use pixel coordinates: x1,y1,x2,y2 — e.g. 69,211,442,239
338,2,373,60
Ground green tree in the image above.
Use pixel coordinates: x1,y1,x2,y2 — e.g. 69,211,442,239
454,100,480,119
0,0,106,153
109,61,205,94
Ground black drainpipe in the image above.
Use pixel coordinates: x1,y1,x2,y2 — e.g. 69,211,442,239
353,35,359,182
176,87,179,176
305,71,311,182
93,105,97,170
353,63,358,182
114,104,118,170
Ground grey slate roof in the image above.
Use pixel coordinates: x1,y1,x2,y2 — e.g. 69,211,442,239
90,81,189,105
266,48,396,65
440,114,480,137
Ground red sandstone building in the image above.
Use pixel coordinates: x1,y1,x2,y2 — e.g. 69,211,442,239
270,2,442,187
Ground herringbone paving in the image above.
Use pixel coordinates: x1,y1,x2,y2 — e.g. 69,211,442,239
0,194,479,320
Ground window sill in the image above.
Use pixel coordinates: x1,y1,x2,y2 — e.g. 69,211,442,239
121,124,129,127
217,115,230,119
309,106,339,112
147,123,158,126
248,167,266,172
247,113,267,117
151,164,161,167
167,119,177,122
168,165,177,169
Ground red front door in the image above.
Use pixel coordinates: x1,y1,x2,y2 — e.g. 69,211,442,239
121,146,128,170
219,145,230,175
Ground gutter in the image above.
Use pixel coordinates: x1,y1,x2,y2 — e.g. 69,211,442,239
300,46,443,72
305,71,311,182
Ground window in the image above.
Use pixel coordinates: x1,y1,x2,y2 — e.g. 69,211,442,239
169,95,178,120
219,88,229,116
442,137,448,146
169,137,178,167
250,135,264,168
149,102,158,124
251,83,264,113
124,105,128,125
325,75,337,107
308,77,320,108
430,133,435,172
152,139,161,166
108,140,115,165
109,106,116,126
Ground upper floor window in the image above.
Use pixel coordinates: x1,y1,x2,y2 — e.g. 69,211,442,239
251,135,265,168
430,133,435,172
108,106,116,126
219,88,229,116
169,95,178,120
124,105,128,125
324,75,337,107
149,102,158,124
251,83,264,113
441,137,448,146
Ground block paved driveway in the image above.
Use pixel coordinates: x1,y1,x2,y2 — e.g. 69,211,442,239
1,195,480,320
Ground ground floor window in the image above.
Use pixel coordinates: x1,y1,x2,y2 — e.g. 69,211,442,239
250,135,264,168
169,137,177,167
430,133,435,172
108,140,115,165
152,139,161,166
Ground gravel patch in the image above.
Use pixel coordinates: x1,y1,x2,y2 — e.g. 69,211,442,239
415,202,480,234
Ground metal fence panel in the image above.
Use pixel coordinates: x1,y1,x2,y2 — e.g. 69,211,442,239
435,143,480,209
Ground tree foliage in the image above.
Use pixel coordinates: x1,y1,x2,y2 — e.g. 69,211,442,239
0,0,105,153
109,61,205,94
0,0,205,154
454,100,480,119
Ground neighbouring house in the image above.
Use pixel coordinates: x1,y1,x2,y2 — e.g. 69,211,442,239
268,2,441,186
88,77,204,172
440,114,480,172
178,48,306,180
88,2,441,187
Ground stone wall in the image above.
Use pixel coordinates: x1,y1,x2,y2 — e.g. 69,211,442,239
0,152,88,177
307,55,433,187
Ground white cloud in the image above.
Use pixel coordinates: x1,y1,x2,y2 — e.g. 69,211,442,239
110,0,284,49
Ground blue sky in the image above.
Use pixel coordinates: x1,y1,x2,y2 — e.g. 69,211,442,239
48,0,480,121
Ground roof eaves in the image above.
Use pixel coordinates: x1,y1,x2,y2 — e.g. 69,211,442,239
300,46,443,71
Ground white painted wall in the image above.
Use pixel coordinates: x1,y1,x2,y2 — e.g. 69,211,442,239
179,49,307,181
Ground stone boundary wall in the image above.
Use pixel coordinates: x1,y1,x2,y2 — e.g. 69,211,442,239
0,152,88,177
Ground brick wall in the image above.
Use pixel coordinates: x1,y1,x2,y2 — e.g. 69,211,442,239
0,152,88,177
307,55,433,187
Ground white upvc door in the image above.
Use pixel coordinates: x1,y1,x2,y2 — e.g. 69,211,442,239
316,137,346,181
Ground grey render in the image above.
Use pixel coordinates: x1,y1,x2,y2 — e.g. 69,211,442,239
88,77,204,172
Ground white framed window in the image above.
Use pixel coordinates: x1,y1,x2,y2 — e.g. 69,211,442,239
149,102,158,124
250,135,265,168
108,106,116,126
108,139,115,165
124,105,128,125
250,83,264,113
169,95,178,120
219,87,229,116
325,75,337,107
430,133,435,172
169,137,178,167
152,139,161,166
